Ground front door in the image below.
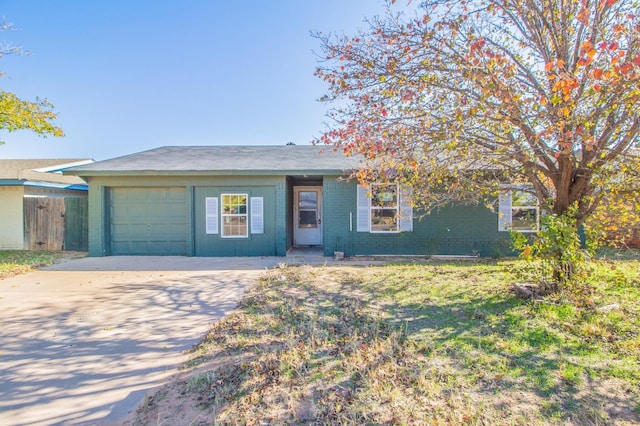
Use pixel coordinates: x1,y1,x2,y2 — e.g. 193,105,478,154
294,186,322,246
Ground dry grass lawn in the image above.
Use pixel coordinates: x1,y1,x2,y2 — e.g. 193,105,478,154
126,257,639,425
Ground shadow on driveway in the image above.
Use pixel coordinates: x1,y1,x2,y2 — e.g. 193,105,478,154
0,256,280,425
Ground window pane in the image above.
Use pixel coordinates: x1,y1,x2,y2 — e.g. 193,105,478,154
371,185,397,207
298,191,317,209
512,207,538,231
512,190,537,207
221,194,248,237
371,209,397,232
299,210,317,228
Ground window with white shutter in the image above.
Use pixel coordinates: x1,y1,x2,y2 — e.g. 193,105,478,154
356,184,370,232
205,197,218,234
498,187,539,232
357,183,413,233
250,197,264,234
399,185,413,232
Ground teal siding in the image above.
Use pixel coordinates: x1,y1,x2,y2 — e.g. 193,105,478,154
322,178,353,256
323,179,513,257
194,186,278,256
64,197,89,251
274,181,288,255
84,174,512,258
87,185,107,257
85,175,286,257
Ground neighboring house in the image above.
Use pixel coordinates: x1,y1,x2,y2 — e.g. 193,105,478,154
0,159,93,251
64,145,518,257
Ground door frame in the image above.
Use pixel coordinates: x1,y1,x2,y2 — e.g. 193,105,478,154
293,186,323,246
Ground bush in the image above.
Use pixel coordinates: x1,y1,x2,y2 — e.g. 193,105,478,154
512,205,593,298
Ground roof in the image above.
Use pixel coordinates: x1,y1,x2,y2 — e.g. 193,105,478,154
64,145,363,176
0,159,93,188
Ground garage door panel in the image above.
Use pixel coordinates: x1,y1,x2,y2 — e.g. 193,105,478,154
110,187,187,255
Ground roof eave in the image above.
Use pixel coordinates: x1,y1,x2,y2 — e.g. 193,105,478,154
23,181,89,190
0,179,25,186
66,169,354,177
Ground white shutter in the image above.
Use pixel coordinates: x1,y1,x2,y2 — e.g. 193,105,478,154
356,184,370,232
250,197,264,234
205,197,218,234
498,190,512,231
399,185,413,232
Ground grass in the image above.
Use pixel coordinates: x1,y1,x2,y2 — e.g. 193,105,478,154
144,258,640,425
0,250,79,279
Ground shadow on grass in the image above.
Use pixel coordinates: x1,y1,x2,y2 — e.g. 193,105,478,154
351,263,639,423
181,262,639,424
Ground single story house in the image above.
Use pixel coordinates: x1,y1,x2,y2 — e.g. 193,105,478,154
64,145,518,257
0,159,93,250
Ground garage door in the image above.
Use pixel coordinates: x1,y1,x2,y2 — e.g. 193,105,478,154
110,187,188,255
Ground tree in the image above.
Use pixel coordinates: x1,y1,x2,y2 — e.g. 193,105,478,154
1,22,63,144
315,0,640,289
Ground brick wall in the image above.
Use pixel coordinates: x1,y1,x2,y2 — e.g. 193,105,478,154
323,179,513,257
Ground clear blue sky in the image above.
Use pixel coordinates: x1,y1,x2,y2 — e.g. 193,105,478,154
0,1,412,161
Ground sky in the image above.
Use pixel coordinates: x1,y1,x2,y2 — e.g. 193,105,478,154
0,1,414,161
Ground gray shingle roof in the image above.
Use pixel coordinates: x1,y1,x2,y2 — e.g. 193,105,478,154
65,146,363,176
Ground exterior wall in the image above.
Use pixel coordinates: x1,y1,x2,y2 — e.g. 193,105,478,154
285,177,294,251
194,186,278,256
322,179,513,257
0,186,25,249
84,174,513,258
85,175,287,257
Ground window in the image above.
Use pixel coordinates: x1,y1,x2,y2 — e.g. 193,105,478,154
511,190,539,232
221,194,248,238
498,187,539,233
205,197,218,234
298,191,319,228
370,184,399,232
357,183,413,233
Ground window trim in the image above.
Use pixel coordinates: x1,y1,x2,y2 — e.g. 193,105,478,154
499,186,540,233
205,197,219,235
221,193,249,238
370,183,400,233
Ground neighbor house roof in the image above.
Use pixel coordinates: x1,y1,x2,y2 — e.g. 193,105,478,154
64,145,363,177
0,159,93,189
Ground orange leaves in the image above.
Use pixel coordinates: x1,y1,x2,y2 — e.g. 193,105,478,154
552,73,579,102
545,59,565,74
617,63,633,75
578,40,597,67
580,40,593,51
593,68,603,79
577,7,590,24
469,37,485,53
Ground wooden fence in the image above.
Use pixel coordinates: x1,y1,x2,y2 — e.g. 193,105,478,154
23,197,88,251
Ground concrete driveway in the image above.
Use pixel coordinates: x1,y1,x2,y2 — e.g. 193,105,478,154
0,256,280,426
